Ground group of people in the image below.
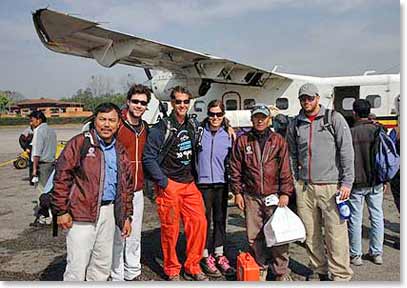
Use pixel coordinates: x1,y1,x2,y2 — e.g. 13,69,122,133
44,82,399,281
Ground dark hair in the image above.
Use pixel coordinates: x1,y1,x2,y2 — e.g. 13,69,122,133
170,86,192,99
29,110,47,123
93,102,121,119
353,99,371,118
207,99,225,114
127,84,152,103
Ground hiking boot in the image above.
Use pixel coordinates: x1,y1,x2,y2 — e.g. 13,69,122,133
319,274,331,281
350,255,363,266
201,255,222,277
215,255,235,276
167,274,180,281
275,273,293,281
259,269,268,281
183,271,209,281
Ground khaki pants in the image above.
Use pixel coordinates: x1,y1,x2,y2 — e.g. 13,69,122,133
296,181,353,281
243,193,289,276
63,204,115,281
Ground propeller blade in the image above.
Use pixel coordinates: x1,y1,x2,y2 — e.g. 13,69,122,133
144,68,153,80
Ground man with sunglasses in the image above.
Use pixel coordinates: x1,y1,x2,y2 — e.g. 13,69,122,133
230,104,294,281
111,84,151,281
286,83,354,281
143,86,208,281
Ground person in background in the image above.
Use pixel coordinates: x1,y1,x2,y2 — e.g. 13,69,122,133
230,103,294,281
29,111,57,193
348,99,385,266
52,103,134,281
197,100,235,277
111,84,151,281
143,86,208,281
286,83,354,281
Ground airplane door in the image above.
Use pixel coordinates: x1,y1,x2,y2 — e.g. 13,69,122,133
333,86,360,127
222,91,241,111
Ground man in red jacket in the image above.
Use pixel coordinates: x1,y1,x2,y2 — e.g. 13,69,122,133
230,104,294,281
111,84,151,281
53,103,134,281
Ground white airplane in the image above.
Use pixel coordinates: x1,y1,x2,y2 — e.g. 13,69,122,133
33,8,400,129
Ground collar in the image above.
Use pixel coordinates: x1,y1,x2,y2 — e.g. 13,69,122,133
96,133,116,150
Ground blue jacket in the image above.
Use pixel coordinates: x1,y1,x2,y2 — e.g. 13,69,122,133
143,113,201,189
197,124,232,184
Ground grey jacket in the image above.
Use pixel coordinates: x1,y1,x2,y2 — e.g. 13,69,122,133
286,105,354,188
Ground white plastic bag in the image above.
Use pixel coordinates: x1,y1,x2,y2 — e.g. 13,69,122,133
263,206,306,247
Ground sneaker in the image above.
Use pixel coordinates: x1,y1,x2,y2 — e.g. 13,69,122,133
129,273,151,281
201,255,222,277
259,269,268,281
350,255,363,266
275,273,293,281
167,274,180,281
215,255,235,276
183,271,209,281
370,254,383,265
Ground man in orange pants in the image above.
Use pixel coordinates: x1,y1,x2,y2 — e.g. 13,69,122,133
143,86,208,281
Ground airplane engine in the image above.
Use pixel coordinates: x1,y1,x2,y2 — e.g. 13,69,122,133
151,72,206,101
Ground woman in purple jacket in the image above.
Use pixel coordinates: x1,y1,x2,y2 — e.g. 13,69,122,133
197,100,235,277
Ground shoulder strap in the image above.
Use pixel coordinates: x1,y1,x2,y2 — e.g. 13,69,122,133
323,109,335,137
80,131,94,160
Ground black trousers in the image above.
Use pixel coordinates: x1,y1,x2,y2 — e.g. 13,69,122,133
198,184,228,253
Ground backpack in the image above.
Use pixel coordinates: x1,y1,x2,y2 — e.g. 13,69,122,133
371,127,400,183
294,109,336,139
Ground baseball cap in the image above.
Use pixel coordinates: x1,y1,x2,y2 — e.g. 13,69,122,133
298,83,319,98
251,103,270,117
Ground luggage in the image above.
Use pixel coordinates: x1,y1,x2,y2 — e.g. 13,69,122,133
236,252,259,281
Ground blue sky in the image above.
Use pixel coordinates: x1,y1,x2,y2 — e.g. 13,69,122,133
0,0,401,99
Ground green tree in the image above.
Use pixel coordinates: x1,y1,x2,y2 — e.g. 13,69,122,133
0,92,9,113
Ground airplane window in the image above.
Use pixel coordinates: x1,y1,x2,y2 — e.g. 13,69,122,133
194,100,205,112
226,99,237,111
342,98,355,110
276,98,289,110
244,99,256,110
366,95,381,109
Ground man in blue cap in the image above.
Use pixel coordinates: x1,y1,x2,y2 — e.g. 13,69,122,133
230,103,294,281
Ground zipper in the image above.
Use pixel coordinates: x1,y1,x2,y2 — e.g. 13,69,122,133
254,141,264,194
210,133,215,183
308,122,313,183
134,136,139,190
96,146,105,223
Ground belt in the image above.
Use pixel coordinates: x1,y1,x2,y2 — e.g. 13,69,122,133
101,200,115,206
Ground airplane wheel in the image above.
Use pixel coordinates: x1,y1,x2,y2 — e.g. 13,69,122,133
13,157,28,169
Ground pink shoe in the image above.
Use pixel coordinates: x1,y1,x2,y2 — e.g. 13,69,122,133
200,254,222,277
216,255,236,276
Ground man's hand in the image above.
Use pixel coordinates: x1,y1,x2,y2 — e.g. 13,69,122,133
338,185,351,200
278,194,289,207
57,213,73,230
234,193,245,211
121,218,132,238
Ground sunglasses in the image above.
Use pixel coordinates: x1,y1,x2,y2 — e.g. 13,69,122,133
130,99,148,106
299,95,316,102
208,112,224,117
174,99,191,105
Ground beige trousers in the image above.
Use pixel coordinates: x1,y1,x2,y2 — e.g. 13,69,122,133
63,204,116,281
295,181,353,281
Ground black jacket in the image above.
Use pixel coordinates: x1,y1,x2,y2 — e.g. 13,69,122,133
351,119,380,188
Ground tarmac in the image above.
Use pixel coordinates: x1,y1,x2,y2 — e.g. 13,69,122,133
0,125,401,281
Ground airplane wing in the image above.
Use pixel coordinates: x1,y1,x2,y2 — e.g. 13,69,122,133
33,8,290,86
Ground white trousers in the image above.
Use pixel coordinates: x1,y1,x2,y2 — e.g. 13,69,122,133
63,204,115,281
111,191,144,281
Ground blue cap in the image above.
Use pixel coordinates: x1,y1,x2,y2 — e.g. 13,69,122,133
251,104,270,117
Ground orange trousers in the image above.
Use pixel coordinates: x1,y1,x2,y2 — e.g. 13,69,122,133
155,179,207,276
